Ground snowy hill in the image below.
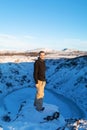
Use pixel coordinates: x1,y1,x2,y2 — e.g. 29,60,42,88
0,50,87,129
46,56,87,118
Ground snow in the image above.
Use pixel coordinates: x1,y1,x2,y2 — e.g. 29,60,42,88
0,50,87,129
0,88,65,130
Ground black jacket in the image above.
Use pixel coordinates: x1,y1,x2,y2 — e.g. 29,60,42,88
33,57,46,84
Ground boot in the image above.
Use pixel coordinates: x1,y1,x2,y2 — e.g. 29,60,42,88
36,98,45,111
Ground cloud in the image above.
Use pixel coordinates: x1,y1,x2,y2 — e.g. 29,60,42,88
64,38,87,44
0,34,87,51
24,35,38,40
50,38,87,51
24,35,36,39
0,34,40,50
0,34,16,39
62,38,87,51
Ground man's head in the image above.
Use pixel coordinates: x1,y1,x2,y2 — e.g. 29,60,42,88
39,51,45,60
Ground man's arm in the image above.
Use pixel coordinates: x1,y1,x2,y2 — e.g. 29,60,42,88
34,61,39,84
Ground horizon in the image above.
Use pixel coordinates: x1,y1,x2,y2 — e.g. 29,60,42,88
0,47,86,52
0,0,87,51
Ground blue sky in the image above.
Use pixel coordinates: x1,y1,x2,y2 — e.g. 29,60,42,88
0,0,87,51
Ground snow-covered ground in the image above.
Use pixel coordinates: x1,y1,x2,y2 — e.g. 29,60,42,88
0,88,65,130
0,49,87,130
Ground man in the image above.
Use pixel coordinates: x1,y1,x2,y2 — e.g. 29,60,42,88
33,51,46,111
